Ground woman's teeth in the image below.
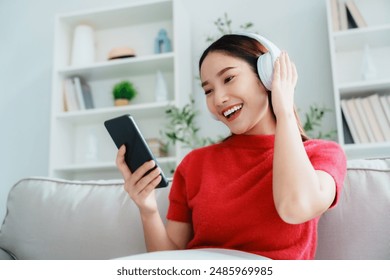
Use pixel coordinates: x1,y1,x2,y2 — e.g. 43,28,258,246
223,104,243,118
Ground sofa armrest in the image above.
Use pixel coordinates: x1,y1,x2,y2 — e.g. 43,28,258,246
316,157,390,259
0,248,14,260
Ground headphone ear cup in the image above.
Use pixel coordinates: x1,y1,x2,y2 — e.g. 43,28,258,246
257,52,274,91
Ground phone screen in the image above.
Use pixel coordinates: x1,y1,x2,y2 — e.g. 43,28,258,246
104,114,168,188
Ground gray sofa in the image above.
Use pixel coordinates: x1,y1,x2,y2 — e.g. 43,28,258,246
0,157,389,260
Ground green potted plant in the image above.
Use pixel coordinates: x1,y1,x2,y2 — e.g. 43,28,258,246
112,81,137,106
161,98,217,151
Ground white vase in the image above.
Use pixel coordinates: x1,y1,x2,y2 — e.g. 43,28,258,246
71,24,96,66
155,71,168,102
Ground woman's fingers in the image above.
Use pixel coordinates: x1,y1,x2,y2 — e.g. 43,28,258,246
279,51,287,80
285,52,292,81
116,145,132,181
291,61,298,86
139,175,162,198
273,55,280,83
132,165,161,195
116,145,160,194
271,51,298,118
274,51,297,85
126,163,162,207
131,160,156,181
115,145,160,214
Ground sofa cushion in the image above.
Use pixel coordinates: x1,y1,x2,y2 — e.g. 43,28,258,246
0,248,14,260
316,157,390,259
0,177,170,260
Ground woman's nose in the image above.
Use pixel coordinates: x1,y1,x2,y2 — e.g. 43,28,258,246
214,88,229,106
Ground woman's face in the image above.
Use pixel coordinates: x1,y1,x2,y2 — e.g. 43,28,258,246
200,51,276,135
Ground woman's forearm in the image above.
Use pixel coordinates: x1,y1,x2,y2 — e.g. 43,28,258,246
272,113,322,224
140,211,179,252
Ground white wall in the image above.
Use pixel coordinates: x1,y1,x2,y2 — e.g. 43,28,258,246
0,0,335,221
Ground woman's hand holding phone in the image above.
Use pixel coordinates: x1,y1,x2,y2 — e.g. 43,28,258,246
116,145,162,215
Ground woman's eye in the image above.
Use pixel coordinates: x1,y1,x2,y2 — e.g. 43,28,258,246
204,89,213,95
224,76,234,83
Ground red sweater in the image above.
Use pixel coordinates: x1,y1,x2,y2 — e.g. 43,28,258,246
167,134,346,259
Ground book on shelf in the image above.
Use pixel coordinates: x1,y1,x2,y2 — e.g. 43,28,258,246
380,95,390,127
338,0,348,30
73,77,86,110
345,98,369,143
359,95,385,143
73,76,95,110
345,0,367,28
340,99,360,143
387,95,390,110
330,0,340,31
367,94,390,142
63,78,79,111
332,0,367,31
354,98,375,143
341,112,354,144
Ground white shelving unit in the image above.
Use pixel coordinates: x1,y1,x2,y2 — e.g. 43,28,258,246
49,0,191,180
326,0,390,159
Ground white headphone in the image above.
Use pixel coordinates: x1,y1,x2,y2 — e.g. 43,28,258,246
236,32,281,91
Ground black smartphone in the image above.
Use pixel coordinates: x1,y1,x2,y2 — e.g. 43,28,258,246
104,114,168,188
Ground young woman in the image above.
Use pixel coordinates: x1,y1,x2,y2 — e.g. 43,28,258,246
116,33,347,260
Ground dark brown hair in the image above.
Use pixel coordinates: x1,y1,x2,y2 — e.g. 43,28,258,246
199,34,309,141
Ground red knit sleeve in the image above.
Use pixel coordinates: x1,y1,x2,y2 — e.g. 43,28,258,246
305,140,347,208
166,157,192,223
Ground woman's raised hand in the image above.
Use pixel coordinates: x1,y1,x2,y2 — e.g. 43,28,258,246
116,145,162,215
271,51,298,119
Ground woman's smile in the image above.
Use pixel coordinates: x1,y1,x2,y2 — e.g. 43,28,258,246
221,103,243,121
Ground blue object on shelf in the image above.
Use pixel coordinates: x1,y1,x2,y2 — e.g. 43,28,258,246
154,29,172,54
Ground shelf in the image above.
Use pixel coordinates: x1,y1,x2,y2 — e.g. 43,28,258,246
49,0,191,180
334,45,390,86
327,0,390,160
343,142,390,159
53,156,177,173
56,101,174,124
333,24,390,50
58,0,173,30
333,24,390,52
58,52,174,80
338,78,390,96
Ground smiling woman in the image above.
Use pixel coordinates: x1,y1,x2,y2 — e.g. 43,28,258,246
115,32,347,260
199,33,307,138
